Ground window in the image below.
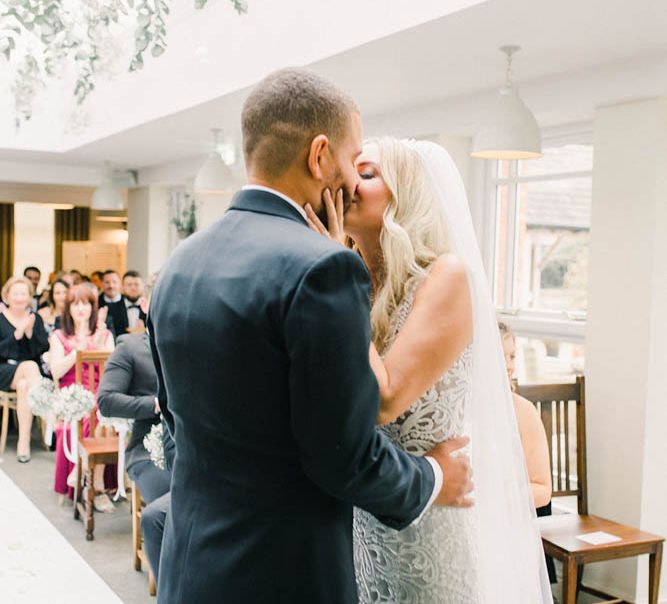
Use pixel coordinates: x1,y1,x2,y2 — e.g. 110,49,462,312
487,133,593,383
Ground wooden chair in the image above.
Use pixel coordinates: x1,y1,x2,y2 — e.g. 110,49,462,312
517,376,664,604
131,481,156,596
72,350,118,541
1,389,53,454
0,390,17,455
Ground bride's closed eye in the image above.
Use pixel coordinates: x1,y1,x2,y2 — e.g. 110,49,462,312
359,170,375,180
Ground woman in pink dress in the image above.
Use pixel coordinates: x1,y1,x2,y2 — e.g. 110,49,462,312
48,285,115,510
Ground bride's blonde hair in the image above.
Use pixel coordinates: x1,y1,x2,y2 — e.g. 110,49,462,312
355,138,452,351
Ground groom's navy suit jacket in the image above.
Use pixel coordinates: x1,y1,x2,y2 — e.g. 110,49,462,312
148,188,435,604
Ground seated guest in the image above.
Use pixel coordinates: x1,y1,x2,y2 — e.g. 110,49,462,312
38,279,70,335
49,285,115,510
23,266,42,312
0,276,49,462
141,417,174,585
102,270,147,337
97,293,169,504
90,271,104,293
499,322,556,583
68,269,83,285
98,270,122,308
120,270,147,332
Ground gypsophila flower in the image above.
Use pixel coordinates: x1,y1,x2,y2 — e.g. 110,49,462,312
53,384,95,422
97,409,133,432
143,422,164,470
28,376,58,417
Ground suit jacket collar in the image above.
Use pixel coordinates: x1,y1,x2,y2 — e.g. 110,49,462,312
228,188,308,227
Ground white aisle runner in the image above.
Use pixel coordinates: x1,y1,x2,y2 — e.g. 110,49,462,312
0,468,125,604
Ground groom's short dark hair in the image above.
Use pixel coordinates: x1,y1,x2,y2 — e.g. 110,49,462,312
242,67,357,179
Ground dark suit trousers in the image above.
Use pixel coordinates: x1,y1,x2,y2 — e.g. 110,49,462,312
127,460,171,504
141,491,170,583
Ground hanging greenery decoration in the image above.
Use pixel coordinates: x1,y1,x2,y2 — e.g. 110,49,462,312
0,0,248,125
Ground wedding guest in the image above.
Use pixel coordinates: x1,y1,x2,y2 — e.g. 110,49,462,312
98,296,169,504
49,285,115,510
101,271,146,337
38,279,70,335
60,272,75,287
99,270,122,307
121,270,146,332
68,269,83,285
23,266,42,311
91,271,104,293
0,276,49,461
499,322,556,583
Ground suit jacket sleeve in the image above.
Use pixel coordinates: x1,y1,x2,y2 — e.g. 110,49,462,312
285,249,434,530
98,336,157,420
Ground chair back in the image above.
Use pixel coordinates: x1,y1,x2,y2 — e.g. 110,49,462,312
75,350,111,435
516,376,588,514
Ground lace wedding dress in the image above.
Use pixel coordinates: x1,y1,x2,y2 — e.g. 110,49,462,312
353,277,483,604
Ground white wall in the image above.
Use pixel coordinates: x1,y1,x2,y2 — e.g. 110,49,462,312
585,97,667,602
12,202,54,291
126,186,173,277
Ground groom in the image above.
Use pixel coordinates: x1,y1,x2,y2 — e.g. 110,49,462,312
148,68,473,604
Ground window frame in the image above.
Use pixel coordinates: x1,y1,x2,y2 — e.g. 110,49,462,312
481,124,594,344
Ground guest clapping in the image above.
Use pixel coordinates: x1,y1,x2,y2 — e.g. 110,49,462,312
0,277,49,462
38,279,70,335
49,285,115,509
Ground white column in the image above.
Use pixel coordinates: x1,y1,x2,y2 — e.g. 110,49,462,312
126,186,171,277
585,97,667,602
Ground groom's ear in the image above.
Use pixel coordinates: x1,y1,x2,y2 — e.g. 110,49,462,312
306,134,331,181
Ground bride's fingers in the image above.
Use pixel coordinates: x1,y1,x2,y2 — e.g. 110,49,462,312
323,189,338,235
458,496,475,508
305,204,327,235
335,189,345,229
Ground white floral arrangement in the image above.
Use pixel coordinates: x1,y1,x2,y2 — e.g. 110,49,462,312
28,377,58,417
143,422,164,470
53,384,95,423
96,410,134,433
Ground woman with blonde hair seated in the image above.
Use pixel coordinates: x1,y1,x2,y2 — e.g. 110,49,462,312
0,276,49,462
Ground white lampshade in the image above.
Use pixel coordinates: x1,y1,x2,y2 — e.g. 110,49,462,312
91,183,125,210
194,152,234,195
471,45,542,160
91,162,126,210
471,86,541,159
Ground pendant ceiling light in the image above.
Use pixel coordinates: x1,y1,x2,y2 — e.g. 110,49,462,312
471,46,542,160
194,128,234,195
91,162,126,210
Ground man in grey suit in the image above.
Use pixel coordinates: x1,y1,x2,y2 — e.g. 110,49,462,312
148,68,472,604
97,328,170,504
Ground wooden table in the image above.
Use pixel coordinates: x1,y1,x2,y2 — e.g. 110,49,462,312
539,514,664,604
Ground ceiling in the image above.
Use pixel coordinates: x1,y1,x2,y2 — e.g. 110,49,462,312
0,0,665,171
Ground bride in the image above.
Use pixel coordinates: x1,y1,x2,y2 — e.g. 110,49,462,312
306,138,552,603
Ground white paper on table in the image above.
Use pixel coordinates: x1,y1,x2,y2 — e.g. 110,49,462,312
576,531,623,545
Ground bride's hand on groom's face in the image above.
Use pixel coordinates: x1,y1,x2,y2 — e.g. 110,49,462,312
305,188,346,246
428,436,475,508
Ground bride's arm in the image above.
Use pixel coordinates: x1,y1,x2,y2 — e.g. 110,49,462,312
372,254,472,426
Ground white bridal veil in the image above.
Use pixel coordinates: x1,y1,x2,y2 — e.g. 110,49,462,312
409,140,553,603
